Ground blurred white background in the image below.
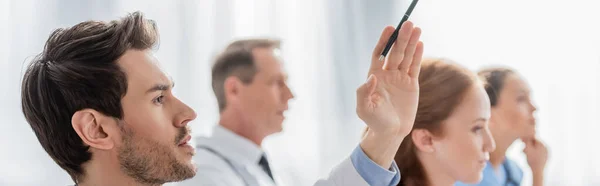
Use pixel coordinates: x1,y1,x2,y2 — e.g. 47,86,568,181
0,0,599,185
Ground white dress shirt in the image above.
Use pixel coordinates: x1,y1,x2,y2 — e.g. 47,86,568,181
180,125,276,186
176,125,401,186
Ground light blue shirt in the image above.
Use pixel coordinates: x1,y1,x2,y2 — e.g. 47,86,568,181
455,159,523,186
350,145,401,186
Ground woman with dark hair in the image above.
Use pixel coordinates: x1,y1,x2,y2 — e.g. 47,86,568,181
455,67,548,186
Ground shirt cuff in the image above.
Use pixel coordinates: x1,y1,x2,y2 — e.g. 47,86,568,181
350,145,401,186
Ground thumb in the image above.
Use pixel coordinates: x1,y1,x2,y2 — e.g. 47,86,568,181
357,74,377,102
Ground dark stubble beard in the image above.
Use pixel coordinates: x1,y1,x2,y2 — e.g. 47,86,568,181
117,126,196,185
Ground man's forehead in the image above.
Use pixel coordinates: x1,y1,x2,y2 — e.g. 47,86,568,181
117,50,171,90
252,47,284,69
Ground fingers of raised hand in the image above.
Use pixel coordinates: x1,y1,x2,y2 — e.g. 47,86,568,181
370,26,396,73
398,27,422,73
384,21,414,71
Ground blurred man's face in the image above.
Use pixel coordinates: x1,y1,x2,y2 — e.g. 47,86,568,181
237,47,294,137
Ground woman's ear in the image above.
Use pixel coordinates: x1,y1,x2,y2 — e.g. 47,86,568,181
411,128,435,153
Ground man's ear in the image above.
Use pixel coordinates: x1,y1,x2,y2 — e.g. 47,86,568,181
71,109,118,150
224,76,244,103
411,128,435,153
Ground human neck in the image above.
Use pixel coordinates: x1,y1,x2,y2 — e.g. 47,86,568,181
489,122,518,168
77,157,161,186
219,109,268,147
414,154,456,186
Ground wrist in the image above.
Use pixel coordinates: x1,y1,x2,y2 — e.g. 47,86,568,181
359,129,406,168
532,167,545,178
367,125,409,139
532,172,544,186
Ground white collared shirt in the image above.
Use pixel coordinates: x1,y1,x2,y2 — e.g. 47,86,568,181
177,125,278,186
175,125,402,186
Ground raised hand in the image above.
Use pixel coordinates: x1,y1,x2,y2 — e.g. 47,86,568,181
357,21,423,137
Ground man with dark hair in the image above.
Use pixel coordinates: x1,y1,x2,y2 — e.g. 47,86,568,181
180,20,424,185
21,12,197,186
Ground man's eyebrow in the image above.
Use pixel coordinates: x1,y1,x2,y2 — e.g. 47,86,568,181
146,82,174,94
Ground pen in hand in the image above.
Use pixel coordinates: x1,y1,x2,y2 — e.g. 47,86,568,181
379,0,419,61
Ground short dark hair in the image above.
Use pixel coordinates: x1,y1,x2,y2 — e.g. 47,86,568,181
477,67,515,106
20,11,158,182
211,39,280,112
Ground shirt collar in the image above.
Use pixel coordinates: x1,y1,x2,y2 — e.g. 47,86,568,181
196,125,264,165
480,159,522,185
502,158,523,185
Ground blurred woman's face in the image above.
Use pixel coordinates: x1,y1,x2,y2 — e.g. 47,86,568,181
492,74,537,138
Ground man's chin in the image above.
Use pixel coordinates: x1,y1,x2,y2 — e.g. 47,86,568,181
265,123,284,133
192,163,198,172
173,163,198,181
182,170,197,181
268,127,284,136
188,161,198,172
183,160,197,170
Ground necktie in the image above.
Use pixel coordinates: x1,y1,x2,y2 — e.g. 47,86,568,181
258,154,274,181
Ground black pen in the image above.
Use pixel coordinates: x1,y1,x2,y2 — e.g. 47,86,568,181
379,0,419,61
